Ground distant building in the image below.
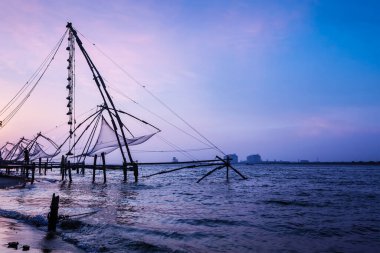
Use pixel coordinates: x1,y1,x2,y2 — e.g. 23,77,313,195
247,154,262,164
224,154,238,164
172,157,178,163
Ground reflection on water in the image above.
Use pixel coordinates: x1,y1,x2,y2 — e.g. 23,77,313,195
0,165,380,252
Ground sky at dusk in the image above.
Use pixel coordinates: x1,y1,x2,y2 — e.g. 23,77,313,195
0,0,379,162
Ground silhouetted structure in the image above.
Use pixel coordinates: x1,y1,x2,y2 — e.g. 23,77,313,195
247,154,262,164
224,154,238,164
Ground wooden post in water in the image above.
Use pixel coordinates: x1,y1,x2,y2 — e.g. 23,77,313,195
48,158,52,171
123,162,127,182
81,162,85,175
31,163,35,184
101,152,106,183
60,155,64,176
93,154,97,183
39,157,42,175
24,149,30,178
133,163,138,183
68,160,72,182
47,193,59,232
61,157,65,181
44,162,47,175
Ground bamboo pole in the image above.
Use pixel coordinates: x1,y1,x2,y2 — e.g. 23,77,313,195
101,152,106,183
196,165,225,183
39,157,42,175
92,154,97,183
123,162,127,182
61,158,65,181
68,160,72,182
31,163,35,184
133,163,138,183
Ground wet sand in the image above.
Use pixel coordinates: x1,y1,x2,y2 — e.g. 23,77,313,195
0,216,84,252
0,176,84,252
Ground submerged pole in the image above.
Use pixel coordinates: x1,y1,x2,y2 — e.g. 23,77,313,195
101,152,106,183
39,157,42,175
68,160,72,182
123,162,127,182
31,163,35,184
60,155,64,176
81,162,85,175
133,163,138,183
92,154,97,183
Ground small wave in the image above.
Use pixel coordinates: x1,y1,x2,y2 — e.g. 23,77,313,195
0,209,47,226
177,218,243,227
263,199,313,207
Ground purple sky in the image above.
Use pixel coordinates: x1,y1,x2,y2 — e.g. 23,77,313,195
0,0,379,162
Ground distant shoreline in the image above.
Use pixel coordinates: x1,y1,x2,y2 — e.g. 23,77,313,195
241,161,380,166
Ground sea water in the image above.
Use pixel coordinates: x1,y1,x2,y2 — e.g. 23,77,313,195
0,164,379,252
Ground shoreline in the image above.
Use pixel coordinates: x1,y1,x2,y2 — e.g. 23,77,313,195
0,216,84,253
0,176,85,252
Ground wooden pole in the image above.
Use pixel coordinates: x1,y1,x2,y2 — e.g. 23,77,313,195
60,155,65,176
92,154,97,183
24,149,30,178
133,163,138,183
61,158,65,181
47,193,59,232
44,162,47,175
81,162,85,175
48,158,52,171
123,162,127,182
68,160,72,182
31,163,35,184
101,152,106,183
39,157,42,175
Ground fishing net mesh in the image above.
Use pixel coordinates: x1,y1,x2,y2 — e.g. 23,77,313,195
87,116,155,156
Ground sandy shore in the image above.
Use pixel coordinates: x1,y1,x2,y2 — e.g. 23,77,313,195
0,176,84,252
0,216,84,253
0,175,25,189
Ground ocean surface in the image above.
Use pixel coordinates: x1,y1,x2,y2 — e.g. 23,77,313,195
0,164,379,252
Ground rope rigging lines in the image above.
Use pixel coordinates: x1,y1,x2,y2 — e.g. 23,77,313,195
76,30,226,157
1,23,227,165
0,29,68,128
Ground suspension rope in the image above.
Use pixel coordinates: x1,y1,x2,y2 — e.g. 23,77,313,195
76,31,226,156
0,29,68,128
131,147,214,153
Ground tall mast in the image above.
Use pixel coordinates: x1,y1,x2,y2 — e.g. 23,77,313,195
65,22,135,165
66,29,75,156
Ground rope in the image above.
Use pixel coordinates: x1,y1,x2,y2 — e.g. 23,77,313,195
76,31,226,156
131,147,214,153
0,29,68,128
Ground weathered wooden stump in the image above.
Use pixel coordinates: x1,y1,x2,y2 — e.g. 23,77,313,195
47,193,59,232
